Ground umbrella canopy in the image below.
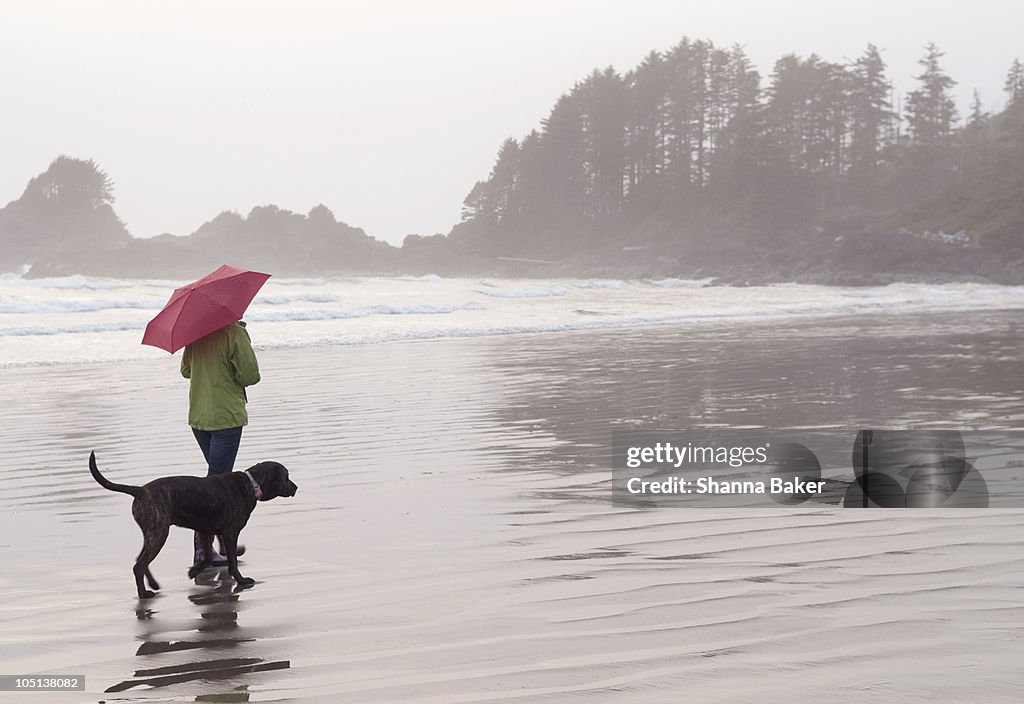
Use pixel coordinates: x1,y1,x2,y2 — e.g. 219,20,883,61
142,265,271,353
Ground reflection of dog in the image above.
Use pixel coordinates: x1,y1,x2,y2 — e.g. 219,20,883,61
89,452,298,598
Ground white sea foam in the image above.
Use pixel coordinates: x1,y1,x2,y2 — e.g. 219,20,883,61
574,279,626,289
372,303,485,314
0,273,137,290
256,306,881,348
648,277,711,287
0,302,488,337
247,302,485,323
258,293,342,305
3,274,1024,368
0,296,164,314
266,277,327,286
397,274,443,282
0,321,147,336
475,286,568,298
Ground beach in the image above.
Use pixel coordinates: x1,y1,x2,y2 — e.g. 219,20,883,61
1,305,1023,702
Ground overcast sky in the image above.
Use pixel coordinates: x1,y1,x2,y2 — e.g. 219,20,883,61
2,1,1021,245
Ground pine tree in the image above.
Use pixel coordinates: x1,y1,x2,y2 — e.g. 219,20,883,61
626,51,669,193
663,38,698,185
539,89,588,221
702,45,733,186
848,44,893,182
510,130,548,228
710,44,761,188
1001,58,1024,154
905,43,958,145
959,89,995,177
459,139,520,227
1006,58,1024,106
764,55,802,170
487,138,521,224
764,54,849,175
460,181,487,223
967,89,989,128
579,67,628,218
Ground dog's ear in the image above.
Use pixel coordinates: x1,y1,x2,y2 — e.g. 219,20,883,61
248,461,278,478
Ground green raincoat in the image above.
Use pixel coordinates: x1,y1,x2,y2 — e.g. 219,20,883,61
180,321,260,431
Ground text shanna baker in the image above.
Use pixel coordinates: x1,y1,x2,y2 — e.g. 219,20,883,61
626,476,825,495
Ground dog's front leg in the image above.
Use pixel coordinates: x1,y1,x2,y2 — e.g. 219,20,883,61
221,531,255,589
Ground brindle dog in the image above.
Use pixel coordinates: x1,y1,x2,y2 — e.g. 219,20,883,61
89,452,297,598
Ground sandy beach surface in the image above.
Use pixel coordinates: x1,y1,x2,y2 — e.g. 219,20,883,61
2,311,1023,703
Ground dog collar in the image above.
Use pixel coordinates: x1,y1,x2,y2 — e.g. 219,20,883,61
244,469,263,499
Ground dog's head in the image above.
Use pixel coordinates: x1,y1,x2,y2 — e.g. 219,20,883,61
246,461,298,501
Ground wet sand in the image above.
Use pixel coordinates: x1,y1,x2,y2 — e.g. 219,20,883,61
1,311,1023,702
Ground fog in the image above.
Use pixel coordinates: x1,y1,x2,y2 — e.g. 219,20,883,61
1,0,1020,244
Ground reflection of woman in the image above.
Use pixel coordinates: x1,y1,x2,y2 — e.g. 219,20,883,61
181,320,261,563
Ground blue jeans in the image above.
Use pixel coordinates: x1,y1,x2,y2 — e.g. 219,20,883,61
192,426,243,476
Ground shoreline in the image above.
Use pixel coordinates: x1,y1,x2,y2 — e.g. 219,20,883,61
18,231,1024,287
5,301,1024,371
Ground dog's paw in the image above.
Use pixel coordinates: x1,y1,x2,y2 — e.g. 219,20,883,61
138,590,156,599
187,564,207,579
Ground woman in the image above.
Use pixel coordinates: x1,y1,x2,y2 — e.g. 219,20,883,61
181,320,261,565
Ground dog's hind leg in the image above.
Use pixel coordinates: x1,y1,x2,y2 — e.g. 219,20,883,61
133,524,168,599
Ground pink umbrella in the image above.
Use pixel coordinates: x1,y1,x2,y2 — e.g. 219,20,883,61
142,265,271,353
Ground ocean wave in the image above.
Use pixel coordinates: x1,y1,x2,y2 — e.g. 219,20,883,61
263,277,327,286
397,274,443,282
369,303,485,314
0,290,341,314
0,292,1011,370
0,296,164,314
0,302,487,337
0,321,147,336
257,293,342,305
574,280,626,290
0,273,136,290
253,295,1024,349
247,303,485,322
252,308,849,349
6,277,1024,367
648,277,712,288
475,286,568,298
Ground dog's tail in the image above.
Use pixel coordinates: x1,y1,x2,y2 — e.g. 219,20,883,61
89,451,142,498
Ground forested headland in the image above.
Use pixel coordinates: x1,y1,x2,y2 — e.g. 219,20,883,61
427,40,1024,283
3,39,1023,283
